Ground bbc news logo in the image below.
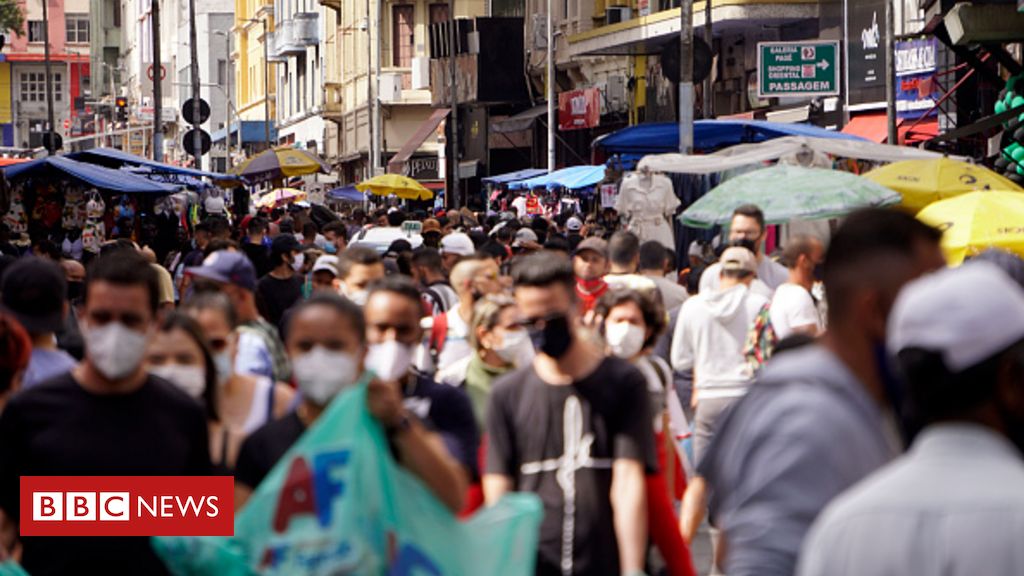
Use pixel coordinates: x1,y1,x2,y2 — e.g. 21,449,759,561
20,476,234,537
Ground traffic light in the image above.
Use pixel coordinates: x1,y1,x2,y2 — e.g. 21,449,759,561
115,96,128,123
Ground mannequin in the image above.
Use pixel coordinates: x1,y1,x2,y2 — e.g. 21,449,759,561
615,167,679,250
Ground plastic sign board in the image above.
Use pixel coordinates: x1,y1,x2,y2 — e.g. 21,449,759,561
758,41,840,98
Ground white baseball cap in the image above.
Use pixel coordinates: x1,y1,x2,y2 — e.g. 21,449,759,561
312,254,339,276
566,216,583,232
888,261,1024,372
440,232,475,256
512,227,539,248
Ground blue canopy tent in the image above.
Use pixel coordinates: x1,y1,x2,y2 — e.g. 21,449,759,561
508,165,606,191
481,168,548,186
67,148,241,184
4,156,181,194
327,184,365,202
593,119,866,156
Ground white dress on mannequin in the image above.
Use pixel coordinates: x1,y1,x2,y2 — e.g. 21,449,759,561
615,170,680,250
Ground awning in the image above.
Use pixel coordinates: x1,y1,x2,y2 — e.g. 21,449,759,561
4,156,181,194
509,165,606,191
387,109,449,174
68,147,239,182
900,119,939,144
594,119,866,155
841,113,889,143
491,106,548,134
481,168,548,185
211,121,279,145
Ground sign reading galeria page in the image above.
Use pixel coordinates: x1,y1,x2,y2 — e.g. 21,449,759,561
758,41,840,99
20,476,234,536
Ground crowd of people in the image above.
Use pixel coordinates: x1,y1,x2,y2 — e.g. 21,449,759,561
0,198,1023,576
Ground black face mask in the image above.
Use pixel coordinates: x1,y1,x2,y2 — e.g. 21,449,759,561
528,314,572,359
66,281,83,303
813,263,825,282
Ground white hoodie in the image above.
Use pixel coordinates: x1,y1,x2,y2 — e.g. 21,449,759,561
671,283,769,399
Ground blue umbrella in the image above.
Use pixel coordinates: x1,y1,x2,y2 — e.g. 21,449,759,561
328,184,365,202
4,156,180,194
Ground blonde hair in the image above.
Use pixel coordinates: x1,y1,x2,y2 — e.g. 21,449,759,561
469,294,516,350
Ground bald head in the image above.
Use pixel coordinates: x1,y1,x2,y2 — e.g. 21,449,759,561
61,259,86,282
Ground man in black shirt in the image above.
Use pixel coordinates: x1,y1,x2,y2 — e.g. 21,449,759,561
255,235,304,330
0,251,211,576
234,293,469,514
484,252,656,576
242,217,272,278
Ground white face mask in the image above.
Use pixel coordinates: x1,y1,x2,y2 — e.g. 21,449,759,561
365,339,414,382
150,364,206,399
85,322,149,381
605,321,646,359
341,283,369,307
493,328,534,366
293,346,360,406
213,351,232,386
292,252,305,272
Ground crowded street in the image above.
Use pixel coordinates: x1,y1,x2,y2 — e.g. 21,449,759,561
0,0,1022,574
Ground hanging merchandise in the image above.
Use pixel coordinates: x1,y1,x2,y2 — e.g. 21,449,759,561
63,189,87,229
82,190,106,254
525,190,543,215
4,187,27,238
600,182,618,209
616,168,680,250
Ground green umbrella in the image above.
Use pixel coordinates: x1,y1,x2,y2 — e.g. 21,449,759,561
680,164,901,228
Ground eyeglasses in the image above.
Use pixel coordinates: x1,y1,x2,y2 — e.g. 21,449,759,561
517,312,566,331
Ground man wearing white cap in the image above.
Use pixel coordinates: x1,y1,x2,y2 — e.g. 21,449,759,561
439,232,475,273
799,261,1024,576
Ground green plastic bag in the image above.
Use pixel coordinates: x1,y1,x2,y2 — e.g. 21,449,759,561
153,381,542,575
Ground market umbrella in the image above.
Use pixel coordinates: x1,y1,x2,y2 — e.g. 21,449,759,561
679,164,901,228
863,157,1023,213
916,190,1024,265
355,174,433,201
256,187,307,209
230,147,330,183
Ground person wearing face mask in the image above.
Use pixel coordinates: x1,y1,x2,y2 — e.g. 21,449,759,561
484,252,657,576
800,262,1024,576
698,205,788,296
255,235,305,331
363,276,479,500
336,246,385,306
0,252,211,575
321,221,348,255
182,292,294,473
699,209,945,576
236,292,470,514
770,235,825,340
436,294,533,428
573,236,610,315
427,255,504,376
595,288,698,576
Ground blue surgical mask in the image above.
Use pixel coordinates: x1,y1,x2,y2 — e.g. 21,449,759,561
324,242,338,255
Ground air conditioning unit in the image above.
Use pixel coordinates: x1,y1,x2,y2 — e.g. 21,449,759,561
606,7,631,25
606,75,626,110
379,72,403,103
468,31,480,54
412,57,429,90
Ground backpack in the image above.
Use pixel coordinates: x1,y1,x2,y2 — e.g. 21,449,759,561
428,312,449,371
743,302,778,373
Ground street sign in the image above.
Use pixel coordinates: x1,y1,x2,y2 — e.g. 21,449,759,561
757,41,840,98
183,128,211,157
182,98,210,125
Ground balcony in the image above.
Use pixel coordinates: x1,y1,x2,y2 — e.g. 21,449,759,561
323,82,343,123
319,0,341,12
265,31,287,62
273,13,319,57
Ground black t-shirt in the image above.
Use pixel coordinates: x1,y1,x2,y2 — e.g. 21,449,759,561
242,241,272,278
485,357,657,576
0,373,211,576
255,274,303,330
404,374,480,477
234,411,305,490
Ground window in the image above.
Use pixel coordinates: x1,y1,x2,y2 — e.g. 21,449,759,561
392,5,414,68
27,21,45,43
20,72,63,102
217,59,227,85
66,14,90,43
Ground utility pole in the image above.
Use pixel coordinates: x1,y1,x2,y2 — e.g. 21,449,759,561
188,0,202,170
365,0,374,179
678,0,694,153
262,19,271,149
885,0,897,145
449,0,460,206
41,0,56,155
702,0,712,118
219,32,233,170
152,0,163,160
545,0,555,173
375,0,383,176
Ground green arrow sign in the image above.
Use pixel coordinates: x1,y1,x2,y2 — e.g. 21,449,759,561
758,41,840,98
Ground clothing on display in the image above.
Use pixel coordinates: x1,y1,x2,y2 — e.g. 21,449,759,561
616,170,680,251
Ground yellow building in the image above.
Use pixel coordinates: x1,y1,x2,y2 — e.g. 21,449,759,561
233,0,277,148
321,0,486,183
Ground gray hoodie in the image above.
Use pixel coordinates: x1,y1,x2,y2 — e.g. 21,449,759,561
670,283,769,399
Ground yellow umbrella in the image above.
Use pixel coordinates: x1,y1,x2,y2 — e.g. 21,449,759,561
256,187,306,209
230,147,330,183
865,157,1023,213
917,190,1024,265
355,173,434,201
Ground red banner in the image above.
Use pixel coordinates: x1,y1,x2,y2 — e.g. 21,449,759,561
558,88,601,131
20,476,234,536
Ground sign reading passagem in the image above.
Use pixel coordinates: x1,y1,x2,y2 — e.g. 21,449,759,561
758,41,840,98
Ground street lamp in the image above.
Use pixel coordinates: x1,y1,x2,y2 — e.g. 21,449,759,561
40,0,56,155
244,18,272,150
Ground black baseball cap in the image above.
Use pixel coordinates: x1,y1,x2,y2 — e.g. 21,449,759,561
0,257,67,334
